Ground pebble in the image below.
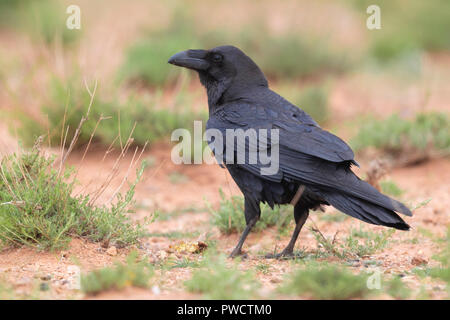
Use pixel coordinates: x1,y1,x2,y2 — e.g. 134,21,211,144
411,256,428,266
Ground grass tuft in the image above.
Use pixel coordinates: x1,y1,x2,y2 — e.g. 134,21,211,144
81,251,153,295
184,252,259,299
279,263,370,299
0,143,148,250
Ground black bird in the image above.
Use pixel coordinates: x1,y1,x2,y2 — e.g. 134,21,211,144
168,45,412,258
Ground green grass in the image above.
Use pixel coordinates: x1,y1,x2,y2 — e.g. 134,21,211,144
0,145,148,250
279,263,370,299
208,190,293,235
351,112,450,156
385,276,411,299
12,76,207,149
81,251,153,295
184,252,259,299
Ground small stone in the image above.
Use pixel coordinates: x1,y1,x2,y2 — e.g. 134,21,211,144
411,256,428,266
40,274,52,281
151,285,161,295
106,246,118,256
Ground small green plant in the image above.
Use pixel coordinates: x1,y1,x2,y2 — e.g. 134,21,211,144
81,251,153,295
351,112,450,157
380,180,403,197
185,252,259,299
255,263,271,275
208,190,293,235
279,263,370,299
385,276,411,299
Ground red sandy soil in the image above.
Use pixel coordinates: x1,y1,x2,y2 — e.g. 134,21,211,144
0,141,448,299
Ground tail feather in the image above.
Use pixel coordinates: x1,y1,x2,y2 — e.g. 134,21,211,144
319,190,410,230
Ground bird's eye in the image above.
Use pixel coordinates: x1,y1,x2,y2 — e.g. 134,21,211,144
212,54,223,63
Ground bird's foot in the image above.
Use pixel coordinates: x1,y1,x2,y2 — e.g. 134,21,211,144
229,248,248,259
265,249,301,260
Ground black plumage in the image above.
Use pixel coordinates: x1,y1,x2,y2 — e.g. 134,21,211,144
169,45,412,258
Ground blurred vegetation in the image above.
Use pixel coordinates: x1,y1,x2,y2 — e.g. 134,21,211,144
351,0,450,63
184,251,259,299
351,112,450,156
81,251,154,295
0,146,148,250
429,228,450,296
12,76,207,149
0,0,80,45
208,189,293,235
380,180,403,197
279,263,370,299
120,8,351,87
312,226,394,259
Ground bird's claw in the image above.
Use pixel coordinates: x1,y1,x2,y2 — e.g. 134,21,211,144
229,250,248,259
265,250,297,260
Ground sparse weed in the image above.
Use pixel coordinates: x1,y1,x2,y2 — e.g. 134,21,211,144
184,252,259,299
279,262,370,299
311,225,394,259
81,251,154,295
208,190,293,235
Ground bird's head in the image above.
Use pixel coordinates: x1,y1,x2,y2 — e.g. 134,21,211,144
168,45,268,106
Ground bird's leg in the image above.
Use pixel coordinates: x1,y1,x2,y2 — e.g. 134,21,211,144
266,205,309,259
229,198,260,258
229,216,258,258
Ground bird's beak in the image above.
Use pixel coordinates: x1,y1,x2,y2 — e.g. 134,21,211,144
168,49,209,71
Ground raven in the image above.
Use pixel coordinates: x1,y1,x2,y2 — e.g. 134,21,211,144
168,45,412,258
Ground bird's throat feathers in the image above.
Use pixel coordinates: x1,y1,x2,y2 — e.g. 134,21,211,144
198,62,268,112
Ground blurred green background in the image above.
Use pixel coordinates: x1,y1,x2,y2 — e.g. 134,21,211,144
0,0,448,157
